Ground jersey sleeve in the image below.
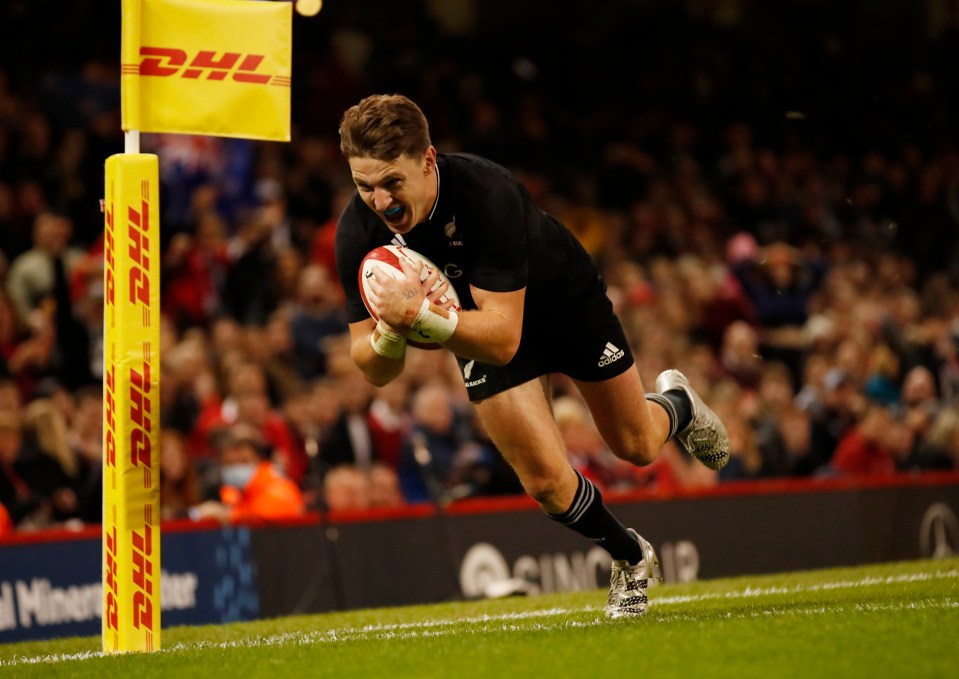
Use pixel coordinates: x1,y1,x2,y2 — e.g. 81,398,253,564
463,172,529,293
334,201,375,324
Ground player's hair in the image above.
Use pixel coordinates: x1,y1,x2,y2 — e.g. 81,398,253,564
338,94,431,161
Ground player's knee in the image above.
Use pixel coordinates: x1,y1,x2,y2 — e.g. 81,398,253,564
610,436,659,467
522,475,566,507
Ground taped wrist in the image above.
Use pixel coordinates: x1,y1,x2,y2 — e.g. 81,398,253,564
370,320,406,359
411,298,459,343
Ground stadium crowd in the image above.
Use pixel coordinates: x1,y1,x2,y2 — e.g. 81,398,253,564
1,0,958,533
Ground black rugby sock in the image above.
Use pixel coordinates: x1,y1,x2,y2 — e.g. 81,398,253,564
546,471,644,564
646,391,692,440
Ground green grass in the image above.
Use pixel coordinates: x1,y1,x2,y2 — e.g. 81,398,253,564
2,558,957,678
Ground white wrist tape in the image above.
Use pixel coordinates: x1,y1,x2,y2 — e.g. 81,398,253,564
411,299,459,344
370,320,406,359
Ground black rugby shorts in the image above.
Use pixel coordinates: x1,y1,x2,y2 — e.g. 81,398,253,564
454,288,634,402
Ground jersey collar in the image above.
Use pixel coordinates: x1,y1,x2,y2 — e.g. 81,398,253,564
426,159,441,222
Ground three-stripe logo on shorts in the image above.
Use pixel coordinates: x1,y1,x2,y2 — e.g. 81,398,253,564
598,341,625,367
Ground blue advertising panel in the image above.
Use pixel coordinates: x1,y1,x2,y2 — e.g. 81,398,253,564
0,527,259,643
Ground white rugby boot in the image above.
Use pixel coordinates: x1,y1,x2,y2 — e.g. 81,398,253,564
605,529,661,619
656,369,730,471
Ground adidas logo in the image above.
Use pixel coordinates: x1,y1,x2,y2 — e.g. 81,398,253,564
598,341,625,367
391,234,407,247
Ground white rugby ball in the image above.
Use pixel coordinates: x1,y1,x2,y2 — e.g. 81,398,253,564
359,245,461,350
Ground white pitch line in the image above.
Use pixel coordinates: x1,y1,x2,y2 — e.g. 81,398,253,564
2,569,956,668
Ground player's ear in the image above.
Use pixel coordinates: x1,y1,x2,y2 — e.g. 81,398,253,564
423,146,436,175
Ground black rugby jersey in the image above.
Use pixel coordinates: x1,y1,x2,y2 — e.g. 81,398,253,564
335,153,604,327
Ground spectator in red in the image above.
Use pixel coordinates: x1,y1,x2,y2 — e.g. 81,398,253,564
0,501,11,536
190,424,305,523
310,178,356,294
829,404,913,476
192,361,305,484
367,375,411,471
161,212,231,331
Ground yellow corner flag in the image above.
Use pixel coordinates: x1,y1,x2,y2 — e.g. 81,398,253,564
121,0,292,141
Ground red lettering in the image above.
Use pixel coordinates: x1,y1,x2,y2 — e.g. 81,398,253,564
105,366,116,426
131,428,151,468
137,47,278,85
233,54,270,84
104,207,116,305
130,363,152,428
105,526,119,632
184,50,240,80
129,268,150,306
105,429,116,468
133,592,153,631
132,526,153,592
128,200,151,306
132,526,154,631
139,46,187,76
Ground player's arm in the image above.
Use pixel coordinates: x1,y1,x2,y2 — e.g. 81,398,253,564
370,257,524,366
441,285,525,365
348,317,406,387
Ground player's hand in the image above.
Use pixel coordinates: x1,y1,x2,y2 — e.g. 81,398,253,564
367,256,425,330
422,265,455,310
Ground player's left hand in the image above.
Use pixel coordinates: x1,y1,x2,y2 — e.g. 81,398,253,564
367,256,427,330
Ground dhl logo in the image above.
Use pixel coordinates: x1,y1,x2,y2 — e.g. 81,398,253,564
122,46,290,87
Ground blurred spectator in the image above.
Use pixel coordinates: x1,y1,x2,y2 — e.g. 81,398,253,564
0,501,11,537
750,361,800,477
223,198,285,326
828,405,914,477
900,365,941,447
323,464,370,512
398,380,481,504
18,398,89,525
367,375,412,471
160,429,200,520
160,213,230,331
322,370,380,470
0,411,42,527
719,320,764,390
863,343,902,407
805,368,866,476
368,462,404,508
717,408,763,481
192,361,304,483
913,407,959,471
288,264,348,381
731,242,828,383
5,211,84,325
0,378,21,417
66,383,102,522
190,424,305,523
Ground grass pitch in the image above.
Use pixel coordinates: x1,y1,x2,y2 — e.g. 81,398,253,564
1,558,957,678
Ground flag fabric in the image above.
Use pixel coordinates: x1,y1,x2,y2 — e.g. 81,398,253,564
121,0,292,141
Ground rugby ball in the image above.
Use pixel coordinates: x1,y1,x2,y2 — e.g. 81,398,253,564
359,245,461,350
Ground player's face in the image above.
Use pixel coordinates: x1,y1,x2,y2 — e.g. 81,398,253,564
349,147,437,235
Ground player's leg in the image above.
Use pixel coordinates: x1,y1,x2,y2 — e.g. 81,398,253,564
472,377,659,617
573,367,674,467
576,366,730,472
